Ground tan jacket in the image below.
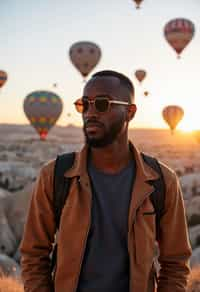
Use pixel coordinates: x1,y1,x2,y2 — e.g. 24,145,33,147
20,143,192,292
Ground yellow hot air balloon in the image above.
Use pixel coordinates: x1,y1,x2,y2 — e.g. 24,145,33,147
0,70,8,88
133,0,144,9
69,41,101,80
162,105,184,134
23,90,63,140
164,18,195,58
135,69,146,83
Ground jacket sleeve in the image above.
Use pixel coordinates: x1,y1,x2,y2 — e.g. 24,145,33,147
20,161,56,292
157,170,192,292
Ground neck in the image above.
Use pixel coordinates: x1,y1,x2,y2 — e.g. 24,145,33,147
89,138,132,174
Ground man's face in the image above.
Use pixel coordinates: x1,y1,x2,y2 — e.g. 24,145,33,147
81,76,132,148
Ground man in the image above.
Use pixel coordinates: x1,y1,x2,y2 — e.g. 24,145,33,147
20,70,191,292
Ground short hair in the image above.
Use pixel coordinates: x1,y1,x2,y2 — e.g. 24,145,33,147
91,70,135,103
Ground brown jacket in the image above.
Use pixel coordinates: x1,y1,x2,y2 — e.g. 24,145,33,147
20,143,192,292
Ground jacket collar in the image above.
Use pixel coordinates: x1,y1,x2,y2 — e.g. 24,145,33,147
129,142,159,182
64,141,159,183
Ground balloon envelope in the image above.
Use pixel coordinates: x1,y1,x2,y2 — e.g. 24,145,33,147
135,69,146,83
162,105,184,133
23,90,63,140
69,41,101,78
164,18,195,56
0,70,7,88
133,0,144,8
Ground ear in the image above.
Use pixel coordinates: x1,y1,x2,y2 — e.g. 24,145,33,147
127,104,137,121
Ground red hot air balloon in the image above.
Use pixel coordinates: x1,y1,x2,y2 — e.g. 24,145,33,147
135,69,146,83
133,0,144,9
0,70,7,88
69,41,101,80
23,90,63,140
164,18,195,58
162,105,184,134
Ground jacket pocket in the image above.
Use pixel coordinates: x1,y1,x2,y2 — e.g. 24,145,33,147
143,211,156,215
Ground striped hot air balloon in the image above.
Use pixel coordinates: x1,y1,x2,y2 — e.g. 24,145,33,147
69,41,101,80
0,70,7,88
162,105,184,134
164,18,195,57
23,90,63,140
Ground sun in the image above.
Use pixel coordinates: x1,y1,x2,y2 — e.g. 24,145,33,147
178,120,196,133
179,125,194,133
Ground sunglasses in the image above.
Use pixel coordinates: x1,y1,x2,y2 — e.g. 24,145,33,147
74,96,130,113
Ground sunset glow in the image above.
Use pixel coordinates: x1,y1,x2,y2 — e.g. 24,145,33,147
0,1,199,129
179,120,198,133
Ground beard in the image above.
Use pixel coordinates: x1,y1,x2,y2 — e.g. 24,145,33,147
83,115,125,148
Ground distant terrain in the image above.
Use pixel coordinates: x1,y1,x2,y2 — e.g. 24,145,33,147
0,123,199,173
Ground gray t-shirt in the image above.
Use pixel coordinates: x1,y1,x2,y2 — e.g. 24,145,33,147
77,158,136,292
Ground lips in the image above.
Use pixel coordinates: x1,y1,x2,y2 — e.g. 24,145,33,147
84,121,104,134
85,120,103,129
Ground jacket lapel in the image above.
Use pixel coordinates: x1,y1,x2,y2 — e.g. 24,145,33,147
128,142,159,228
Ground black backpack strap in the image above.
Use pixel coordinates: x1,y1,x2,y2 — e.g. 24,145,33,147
141,153,166,240
51,152,75,274
53,152,75,230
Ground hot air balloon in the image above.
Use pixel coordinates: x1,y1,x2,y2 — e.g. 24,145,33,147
69,41,101,80
0,70,7,88
23,90,63,140
162,105,184,134
164,18,195,57
143,91,149,97
135,69,146,83
133,0,144,9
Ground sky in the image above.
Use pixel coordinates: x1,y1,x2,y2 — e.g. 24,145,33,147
0,0,200,130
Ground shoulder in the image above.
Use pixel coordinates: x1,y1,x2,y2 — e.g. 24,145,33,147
157,159,180,193
158,160,176,179
36,159,56,188
141,151,177,184
40,159,56,176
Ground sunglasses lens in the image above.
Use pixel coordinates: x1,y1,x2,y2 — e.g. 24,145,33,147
74,98,110,113
95,99,109,112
